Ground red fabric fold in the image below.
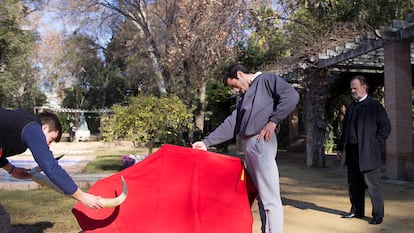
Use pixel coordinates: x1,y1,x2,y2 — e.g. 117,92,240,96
72,144,254,233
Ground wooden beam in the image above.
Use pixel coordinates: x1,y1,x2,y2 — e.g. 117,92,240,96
317,39,384,68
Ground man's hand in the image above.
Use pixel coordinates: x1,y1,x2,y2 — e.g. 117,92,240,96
11,166,30,179
192,141,207,151
72,188,103,209
258,121,277,142
4,164,30,179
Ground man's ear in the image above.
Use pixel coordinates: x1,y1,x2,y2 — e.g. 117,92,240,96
236,70,243,79
42,124,49,132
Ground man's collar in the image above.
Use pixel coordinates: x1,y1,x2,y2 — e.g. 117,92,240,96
357,94,368,102
250,72,262,82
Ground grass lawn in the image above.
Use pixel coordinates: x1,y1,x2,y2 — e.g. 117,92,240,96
0,189,80,232
0,144,156,233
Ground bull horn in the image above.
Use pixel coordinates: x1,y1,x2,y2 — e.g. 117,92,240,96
29,154,66,193
30,167,128,208
30,166,65,194
99,175,128,208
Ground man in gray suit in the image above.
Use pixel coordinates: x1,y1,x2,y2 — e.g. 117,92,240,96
193,63,299,233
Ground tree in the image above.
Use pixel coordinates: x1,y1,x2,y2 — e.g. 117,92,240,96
274,0,414,167
73,0,251,136
62,0,170,95
60,34,126,109
276,0,414,73
102,95,192,154
105,20,162,96
237,5,288,68
204,79,236,152
168,0,249,133
0,0,46,110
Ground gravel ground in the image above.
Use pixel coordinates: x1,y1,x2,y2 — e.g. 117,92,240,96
3,142,414,233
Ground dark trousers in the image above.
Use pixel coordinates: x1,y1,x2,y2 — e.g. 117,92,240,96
346,144,384,219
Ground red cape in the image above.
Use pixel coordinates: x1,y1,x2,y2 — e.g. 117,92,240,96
72,144,256,233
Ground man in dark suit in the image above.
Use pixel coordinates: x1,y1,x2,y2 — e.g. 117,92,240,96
336,75,391,225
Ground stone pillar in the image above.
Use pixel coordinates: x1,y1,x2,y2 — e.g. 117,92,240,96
384,41,414,180
99,112,105,140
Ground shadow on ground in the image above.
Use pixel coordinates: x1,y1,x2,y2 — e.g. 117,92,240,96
10,222,54,233
282,197,345,216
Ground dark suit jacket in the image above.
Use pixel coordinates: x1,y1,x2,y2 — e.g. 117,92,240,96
337,96,391,172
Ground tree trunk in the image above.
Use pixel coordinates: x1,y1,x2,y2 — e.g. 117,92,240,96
304,70,329,167
127,9,167,95
305,91,314,167
149,50,167,95
147,139,154,155
195,82,207,132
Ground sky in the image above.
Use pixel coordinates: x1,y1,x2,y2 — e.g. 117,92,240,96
28,1,112,95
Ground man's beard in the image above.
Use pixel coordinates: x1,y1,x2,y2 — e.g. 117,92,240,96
352,93,359,100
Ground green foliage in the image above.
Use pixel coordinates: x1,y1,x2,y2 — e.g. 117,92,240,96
206,79,236,125
205,79,236,152
61,35,127,109
287,0,414,33
61,67,126,109
237,6,288,67
282,0,414,76
0,0,45,110
106,28,160,96
102,95,192,153
84,155,123,173
58,112,101,135
324,124,335,154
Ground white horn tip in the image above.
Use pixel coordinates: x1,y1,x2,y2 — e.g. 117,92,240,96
100,175,128,208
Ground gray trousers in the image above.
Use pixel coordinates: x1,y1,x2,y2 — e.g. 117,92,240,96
243,133,283,233
346,144,384,218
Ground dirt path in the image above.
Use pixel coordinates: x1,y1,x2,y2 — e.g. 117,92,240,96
7,142,414,233
258,152,414,233
53,142,414,233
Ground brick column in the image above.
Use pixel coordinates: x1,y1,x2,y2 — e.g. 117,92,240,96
384,41,414,180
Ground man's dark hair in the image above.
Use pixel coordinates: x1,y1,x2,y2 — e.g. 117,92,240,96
36,111,62,142
223,63,250,84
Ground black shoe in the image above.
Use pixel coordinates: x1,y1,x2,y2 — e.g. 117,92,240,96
341,213,364,219
369,217,383,225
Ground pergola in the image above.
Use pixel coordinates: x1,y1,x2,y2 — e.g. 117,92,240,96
286,14,414,181
34,107,110,140
34,107,110,114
